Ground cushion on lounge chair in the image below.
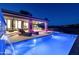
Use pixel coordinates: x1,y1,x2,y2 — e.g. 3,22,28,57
18,29,32,36
32,32,39,35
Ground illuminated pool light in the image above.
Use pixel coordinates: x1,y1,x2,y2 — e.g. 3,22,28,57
31,39,37,46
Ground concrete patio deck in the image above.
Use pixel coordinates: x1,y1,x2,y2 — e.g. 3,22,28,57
5,31,50,43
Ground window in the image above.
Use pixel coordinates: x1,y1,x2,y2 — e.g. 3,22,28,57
7,20,11,29
18,21,22,29
13,20,18,30
15,20,18,29
32,20,44,31
4,16,13,31
23,22,28,29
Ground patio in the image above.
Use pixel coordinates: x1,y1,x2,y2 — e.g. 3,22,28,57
5,31,50,43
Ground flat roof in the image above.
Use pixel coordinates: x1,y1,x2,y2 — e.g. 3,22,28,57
1,9,48,22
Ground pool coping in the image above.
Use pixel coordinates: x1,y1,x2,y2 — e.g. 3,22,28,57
6,32,53,45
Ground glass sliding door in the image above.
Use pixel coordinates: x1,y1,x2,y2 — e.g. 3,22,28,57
32,20,44,31
7,19,11,29
6,19,13,31
13,20,18,31
15,20,18,29
18,21,22,29
4,16,13,32
23,21,28,32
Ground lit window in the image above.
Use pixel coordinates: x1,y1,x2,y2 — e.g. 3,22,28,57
18,21,21,29
7,20,11,28
15,20,18,29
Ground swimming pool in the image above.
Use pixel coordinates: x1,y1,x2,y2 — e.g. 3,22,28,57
5,32,78,55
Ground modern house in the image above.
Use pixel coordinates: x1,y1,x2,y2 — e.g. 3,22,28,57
0,9,48,43
2,9,48,33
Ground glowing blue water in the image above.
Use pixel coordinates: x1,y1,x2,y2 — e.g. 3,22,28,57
0,10,6,55
5,32,78,55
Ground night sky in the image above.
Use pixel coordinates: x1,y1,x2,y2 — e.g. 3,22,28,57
0,3,79,26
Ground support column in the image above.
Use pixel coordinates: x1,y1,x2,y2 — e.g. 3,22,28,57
11,17,14,32
28,19,33,33
21,21,24,29
44,21,48,32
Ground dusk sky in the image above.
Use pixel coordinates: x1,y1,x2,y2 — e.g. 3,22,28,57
0,3,79,26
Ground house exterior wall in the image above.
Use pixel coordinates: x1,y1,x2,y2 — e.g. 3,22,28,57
2,11,48,32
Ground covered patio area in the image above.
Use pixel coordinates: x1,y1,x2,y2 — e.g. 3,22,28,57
2,9,49,43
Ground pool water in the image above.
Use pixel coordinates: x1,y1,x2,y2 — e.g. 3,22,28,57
5,32,78,55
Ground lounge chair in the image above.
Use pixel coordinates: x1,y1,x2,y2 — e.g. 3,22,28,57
32,31,39,35
18,29,32,36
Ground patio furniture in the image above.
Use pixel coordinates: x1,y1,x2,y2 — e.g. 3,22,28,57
32,32,39,35
18,29,32,36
